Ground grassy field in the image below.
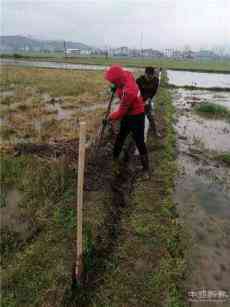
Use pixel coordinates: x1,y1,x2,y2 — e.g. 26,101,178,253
0,66,109,306
1,68,189,306
2,52,230,73
0,65,106,96
1,153,78,306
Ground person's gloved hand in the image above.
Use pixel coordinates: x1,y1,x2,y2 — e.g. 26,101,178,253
110,83,117,94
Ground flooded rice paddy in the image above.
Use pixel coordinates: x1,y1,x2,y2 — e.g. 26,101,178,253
3,58,230,89
173,88,230,152
168,69,230,88
0,79,120,146
172,87,230,305
0,94,110,145
173,88,230,109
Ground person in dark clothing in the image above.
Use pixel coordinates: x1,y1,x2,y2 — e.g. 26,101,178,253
105,64,150,179
136,66,160,134
113,113,146,159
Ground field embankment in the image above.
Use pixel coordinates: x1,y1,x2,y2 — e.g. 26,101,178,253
67,72,189,306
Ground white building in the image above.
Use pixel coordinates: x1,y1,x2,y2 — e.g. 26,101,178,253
66,48,81,56
80,49,92,55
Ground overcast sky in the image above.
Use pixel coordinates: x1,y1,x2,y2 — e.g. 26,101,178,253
1,0,230,50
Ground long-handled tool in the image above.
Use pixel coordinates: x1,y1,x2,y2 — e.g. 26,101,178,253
95,92,115,149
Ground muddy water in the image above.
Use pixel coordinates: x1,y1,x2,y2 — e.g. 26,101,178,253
168,70,230,88
1,90,15,98
172,88,230,306
0,188,28,234
174,88,230,109
45,102,76,120
0,117,5,126
177,114,230,152
1,189,21,227
174,88,230,152
45,101,108,120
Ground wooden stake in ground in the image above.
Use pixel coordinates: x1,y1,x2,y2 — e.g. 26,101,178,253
75,121,86,281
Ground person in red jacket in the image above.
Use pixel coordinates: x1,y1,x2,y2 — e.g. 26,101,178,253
105,64,150,178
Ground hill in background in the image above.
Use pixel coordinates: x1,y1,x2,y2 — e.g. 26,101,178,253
0,35,92,53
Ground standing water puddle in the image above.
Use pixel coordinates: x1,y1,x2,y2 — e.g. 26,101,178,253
45,102,76,120
0,188,29,234
45,101,108,120
172,87,230,304
1,90,15,98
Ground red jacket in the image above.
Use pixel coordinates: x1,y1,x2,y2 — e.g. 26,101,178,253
105,65,144,121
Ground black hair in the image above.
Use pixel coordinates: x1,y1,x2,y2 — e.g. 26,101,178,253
145,66,155,75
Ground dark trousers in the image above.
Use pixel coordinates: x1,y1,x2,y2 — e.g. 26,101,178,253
113,113,147,159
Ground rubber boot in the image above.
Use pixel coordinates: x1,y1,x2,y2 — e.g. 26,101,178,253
140,154,151,180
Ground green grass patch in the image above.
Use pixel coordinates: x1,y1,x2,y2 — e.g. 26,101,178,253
0,154,77,306
195,102,230,119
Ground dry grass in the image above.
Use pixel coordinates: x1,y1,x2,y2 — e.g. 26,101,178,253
0,66,109,146
0,65,107,97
